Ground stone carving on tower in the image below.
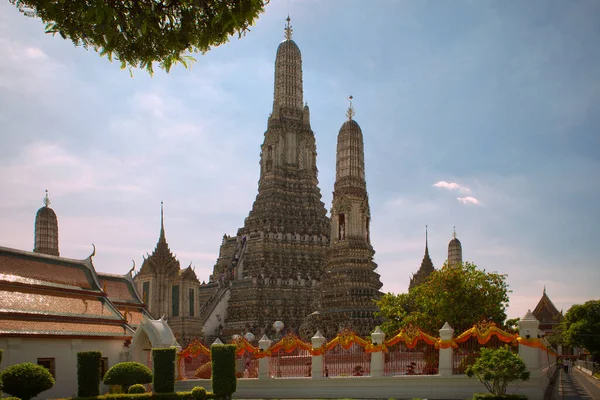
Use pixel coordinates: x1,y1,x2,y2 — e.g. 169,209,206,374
301,98,383,338
205,17,330,336
448,227,463,267
409,226,435,291
34,190,60,256
133,202,202,345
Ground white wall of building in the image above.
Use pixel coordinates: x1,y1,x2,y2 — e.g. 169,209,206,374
0,337,126,399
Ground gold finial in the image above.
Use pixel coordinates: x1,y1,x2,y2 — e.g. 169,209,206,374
346,95,355,120
284,15,293,40
43,189,50,207
453,226,457,239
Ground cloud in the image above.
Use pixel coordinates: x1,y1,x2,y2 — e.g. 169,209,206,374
432,181,471,193
457,196,481,206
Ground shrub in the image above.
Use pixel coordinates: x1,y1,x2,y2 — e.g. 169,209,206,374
191,386,207,400
77,351,102,397
473,394,528,400
128,383,147,394
0,362,55,400
211,344,236,399
103,362,153,393
152,348,176,393
466,346,530,396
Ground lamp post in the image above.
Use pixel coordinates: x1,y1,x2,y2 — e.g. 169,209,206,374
273,320,284,377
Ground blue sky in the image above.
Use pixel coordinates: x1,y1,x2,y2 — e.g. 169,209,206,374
0,0,598,322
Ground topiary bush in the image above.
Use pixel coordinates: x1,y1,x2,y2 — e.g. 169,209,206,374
152,347,176,393
211,344,236,400
191,386,207,400
466,346,530,396
77,351,102,397
127,383,147,394
103,362,152,393
0,362,55,400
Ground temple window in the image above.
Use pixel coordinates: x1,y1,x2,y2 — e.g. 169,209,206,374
172,285,180,317
38,358,55,378
189,288,195,316
142,281,150,305
338,213,346,240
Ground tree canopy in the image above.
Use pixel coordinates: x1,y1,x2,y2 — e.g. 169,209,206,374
560,299,600,360
376,262,510,335
10,0,270,75
466,346,530,396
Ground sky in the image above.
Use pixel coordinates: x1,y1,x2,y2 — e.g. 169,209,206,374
0,0,599,322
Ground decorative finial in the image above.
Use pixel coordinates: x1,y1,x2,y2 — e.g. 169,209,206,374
160,201,165,240
346,95,355,120
543,285,546,295
43,190,50,207
453,226,457,239
284,15,293,40
425,225,428,246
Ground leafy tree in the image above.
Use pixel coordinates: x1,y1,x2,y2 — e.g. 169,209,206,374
0,362,55,400
9,0,270,75
103,361,152,393
466,346,530,396
560,299,600,360
376,262,510,335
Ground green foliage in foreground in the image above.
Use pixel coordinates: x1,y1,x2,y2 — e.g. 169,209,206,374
103,362,152,393
0,362,55,400
73,390,215,399
9,0,270,75
466,346,530,396
560,299,600,360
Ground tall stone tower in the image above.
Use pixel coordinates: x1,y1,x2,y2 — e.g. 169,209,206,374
448,227,463,267
408,226,435,291
208,17,330,335
33,190,59,256
302,99,383,338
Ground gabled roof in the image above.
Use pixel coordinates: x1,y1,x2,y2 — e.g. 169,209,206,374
0,246,102,292
0,246,132,339
532,288,562,324
98,272,144,305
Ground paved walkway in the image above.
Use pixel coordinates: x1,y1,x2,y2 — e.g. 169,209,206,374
554,367,600,400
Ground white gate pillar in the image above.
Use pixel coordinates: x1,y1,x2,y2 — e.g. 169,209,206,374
519,310,541,378
370,326,386,377
311,331,326,379
258,335,272,380
438,322,454,377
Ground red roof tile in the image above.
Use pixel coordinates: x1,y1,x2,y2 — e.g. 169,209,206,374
98,276,141,304
0,289,121,320
0,252,95,290
0,318,131,337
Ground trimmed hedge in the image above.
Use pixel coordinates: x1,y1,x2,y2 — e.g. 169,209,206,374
128,384,147,394
73,390,215,399
103,362,152,392
211,344,236,399
473,394,528,400
152,348,176,393
191,386,207,400
78,351,102,397
0,348,3,392
0,362,55,400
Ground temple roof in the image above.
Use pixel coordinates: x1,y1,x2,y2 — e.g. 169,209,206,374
0,246,132,339
409,227,435,291
0,246,102,292
532,287,562,324
98,272,144,305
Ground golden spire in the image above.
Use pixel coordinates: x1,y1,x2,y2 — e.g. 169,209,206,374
346,95,355,120
284,15,293,40
43,189,50,207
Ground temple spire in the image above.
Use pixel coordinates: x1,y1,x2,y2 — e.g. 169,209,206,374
453,226,457,239
43,189,50,207
346,95,355,120
159,201,166,242
284,15,293,40
425,225,429,255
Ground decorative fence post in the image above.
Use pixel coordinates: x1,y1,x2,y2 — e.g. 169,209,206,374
258,335,272,380
438,322,454,377
311,331,326,379
518,310,541,377
370,326,386,377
